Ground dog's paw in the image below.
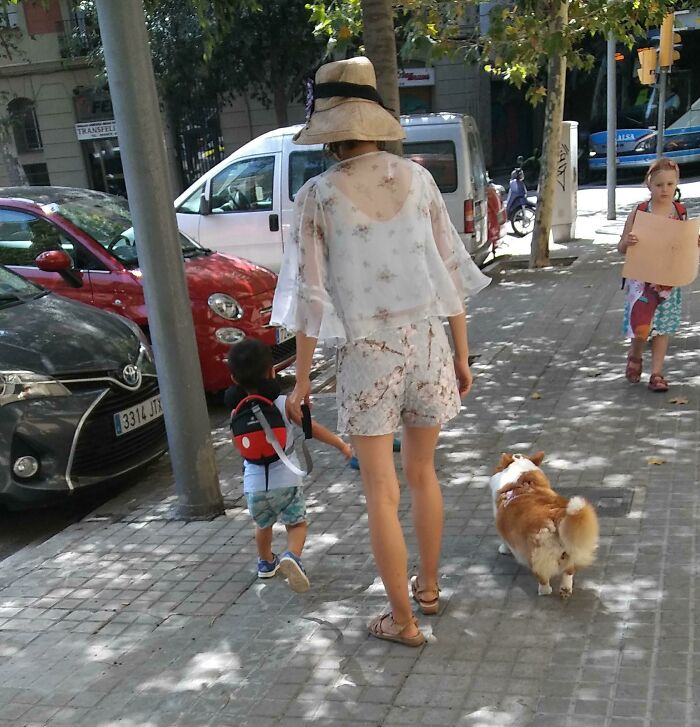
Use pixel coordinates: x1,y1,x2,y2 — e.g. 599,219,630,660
538,583,552,596
559,586,573,600
498,543,512,555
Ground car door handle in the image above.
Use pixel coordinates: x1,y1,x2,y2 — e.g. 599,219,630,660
269,213,279,232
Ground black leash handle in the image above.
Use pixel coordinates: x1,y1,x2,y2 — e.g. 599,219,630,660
301,404,312,440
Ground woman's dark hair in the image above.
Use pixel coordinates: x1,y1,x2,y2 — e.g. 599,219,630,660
324,140,386,159
227,338,273,391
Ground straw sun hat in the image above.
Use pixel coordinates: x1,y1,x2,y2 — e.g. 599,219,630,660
293,56,405,145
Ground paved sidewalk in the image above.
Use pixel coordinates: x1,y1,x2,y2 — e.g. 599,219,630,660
1,191,700,727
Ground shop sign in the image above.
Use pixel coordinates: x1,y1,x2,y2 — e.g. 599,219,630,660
73,87,114,122
75,120,117,140
398,68,435,87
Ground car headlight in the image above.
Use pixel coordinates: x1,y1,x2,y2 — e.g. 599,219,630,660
208,293,244,320
0,371,70,407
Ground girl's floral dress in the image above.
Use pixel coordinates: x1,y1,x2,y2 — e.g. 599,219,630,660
623,201,684,340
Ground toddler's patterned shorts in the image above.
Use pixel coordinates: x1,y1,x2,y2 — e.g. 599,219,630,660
246,486,306,529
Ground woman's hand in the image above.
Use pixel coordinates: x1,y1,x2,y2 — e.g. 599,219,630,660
454,356,473,398
287,376,311,425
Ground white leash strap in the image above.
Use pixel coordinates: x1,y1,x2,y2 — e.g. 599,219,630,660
251,404,313,476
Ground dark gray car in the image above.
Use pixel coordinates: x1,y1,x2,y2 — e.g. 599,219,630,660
0,265,167,507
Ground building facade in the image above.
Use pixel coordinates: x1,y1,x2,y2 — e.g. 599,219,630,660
0,1,493,198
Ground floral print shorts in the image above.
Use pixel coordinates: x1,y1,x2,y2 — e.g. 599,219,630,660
336,318,461,436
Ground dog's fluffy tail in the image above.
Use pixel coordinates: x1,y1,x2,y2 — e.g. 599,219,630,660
559,497,599,567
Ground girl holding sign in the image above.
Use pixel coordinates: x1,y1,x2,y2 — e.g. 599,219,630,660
617,158,692,392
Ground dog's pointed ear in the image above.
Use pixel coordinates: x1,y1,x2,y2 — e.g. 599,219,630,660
529,451,545,466
499,452,514,467
493,452,513,473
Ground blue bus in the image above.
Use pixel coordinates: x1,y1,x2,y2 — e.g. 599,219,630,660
589,97,700,170
585,17,700,173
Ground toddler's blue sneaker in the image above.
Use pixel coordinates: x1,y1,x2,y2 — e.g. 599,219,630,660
279,550,310,593
257,554,279,579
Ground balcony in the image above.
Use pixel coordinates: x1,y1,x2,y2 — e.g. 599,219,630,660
56,17,101,60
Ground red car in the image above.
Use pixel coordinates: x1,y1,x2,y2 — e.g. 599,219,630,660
0,187,295,392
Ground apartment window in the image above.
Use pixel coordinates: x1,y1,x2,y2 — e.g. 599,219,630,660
8,98,43,153
23,163,51,186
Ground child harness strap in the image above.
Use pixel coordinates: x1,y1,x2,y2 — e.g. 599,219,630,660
637,200,687,219
231,395,313,483
250,401,313,477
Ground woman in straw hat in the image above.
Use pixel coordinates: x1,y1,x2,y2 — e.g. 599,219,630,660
272,56,490,646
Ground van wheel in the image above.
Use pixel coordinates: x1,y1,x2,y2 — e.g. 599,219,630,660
510,204,536,237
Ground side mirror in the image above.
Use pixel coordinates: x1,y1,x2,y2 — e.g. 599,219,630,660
198,192,210,216
36,249,72,272
35,250,83,288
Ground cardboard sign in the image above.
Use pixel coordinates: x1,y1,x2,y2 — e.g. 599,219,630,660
623,211,700,287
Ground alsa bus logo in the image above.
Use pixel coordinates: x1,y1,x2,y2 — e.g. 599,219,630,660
616,132,638,142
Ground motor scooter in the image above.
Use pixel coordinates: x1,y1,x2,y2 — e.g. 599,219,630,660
506,158,536,237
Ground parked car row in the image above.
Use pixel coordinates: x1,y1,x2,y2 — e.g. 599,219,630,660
0,264,167,506
1,113,500,507
0,187,295,392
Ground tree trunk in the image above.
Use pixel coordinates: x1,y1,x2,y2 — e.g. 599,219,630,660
273,81,289,127
530,0,568,268
360,0,402,156
0,121,28,186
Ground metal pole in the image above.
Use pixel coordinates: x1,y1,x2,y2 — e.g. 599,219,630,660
94,0,224,519
656,67,668,158
606,31,617,220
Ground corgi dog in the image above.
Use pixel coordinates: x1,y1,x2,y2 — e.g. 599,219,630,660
489,452,599,598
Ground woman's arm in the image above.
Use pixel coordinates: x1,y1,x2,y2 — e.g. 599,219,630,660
286,332,317,423
448,310,473,397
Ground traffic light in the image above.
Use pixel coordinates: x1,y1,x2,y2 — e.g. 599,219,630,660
659,13,681,66
637,47,657,85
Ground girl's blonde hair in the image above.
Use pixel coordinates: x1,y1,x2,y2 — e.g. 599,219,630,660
645,157,679,185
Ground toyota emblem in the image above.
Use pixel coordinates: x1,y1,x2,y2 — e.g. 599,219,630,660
122,364,141,387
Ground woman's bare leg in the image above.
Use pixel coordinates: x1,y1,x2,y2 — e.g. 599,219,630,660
352,432,419,636
401,425,443,593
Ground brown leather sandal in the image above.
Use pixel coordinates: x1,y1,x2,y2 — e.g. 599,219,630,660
367,612,425,647
648,373,669,392
625,353,642,383
411,575,440,615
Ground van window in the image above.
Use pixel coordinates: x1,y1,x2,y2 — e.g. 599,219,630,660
177,183,204,214
210,156,275,213
403,141,457,193
466,131,488,195
289,151,334,200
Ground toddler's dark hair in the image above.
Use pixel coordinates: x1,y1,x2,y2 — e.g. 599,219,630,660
227,339,273,391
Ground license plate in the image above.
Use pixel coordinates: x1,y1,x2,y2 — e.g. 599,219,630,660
114,394,163,436
276,327,294,344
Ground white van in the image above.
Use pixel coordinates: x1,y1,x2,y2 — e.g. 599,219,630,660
174,113,489,271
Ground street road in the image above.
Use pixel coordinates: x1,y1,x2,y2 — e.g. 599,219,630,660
0,478,140,563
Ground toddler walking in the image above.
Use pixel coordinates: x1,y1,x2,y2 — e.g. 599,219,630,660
227,339,351,591
618,158,692,392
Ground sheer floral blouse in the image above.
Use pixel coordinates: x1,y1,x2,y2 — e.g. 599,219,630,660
271,150,490,346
